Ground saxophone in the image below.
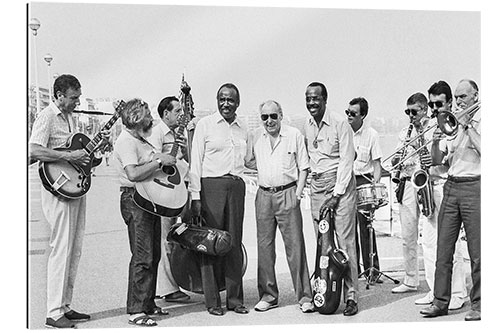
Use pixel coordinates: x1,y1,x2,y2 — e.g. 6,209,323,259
410,124,435,217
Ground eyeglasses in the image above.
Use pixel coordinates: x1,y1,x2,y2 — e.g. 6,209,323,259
428,101,444,109
404,109,420,116
345,110,358,117
261,113,279,121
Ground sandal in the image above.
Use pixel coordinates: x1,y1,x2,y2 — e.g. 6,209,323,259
147,307,169,316
128,314,157,327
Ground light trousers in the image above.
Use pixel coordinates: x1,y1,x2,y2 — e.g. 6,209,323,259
399,181,466,298
156,217,181,296
255,186,312,305
310,172,358,303
41,187,87,320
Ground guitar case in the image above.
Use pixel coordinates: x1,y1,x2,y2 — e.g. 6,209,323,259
311,209,350,314
168,216,247,294
167,216,232,256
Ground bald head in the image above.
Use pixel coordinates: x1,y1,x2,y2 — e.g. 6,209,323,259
455,79,479,110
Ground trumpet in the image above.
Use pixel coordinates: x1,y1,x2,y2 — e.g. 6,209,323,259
384,100,481,170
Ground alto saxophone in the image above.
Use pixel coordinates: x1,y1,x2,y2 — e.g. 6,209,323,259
410,125,435,217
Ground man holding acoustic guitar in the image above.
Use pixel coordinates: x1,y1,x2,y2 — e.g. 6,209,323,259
29,74,111,329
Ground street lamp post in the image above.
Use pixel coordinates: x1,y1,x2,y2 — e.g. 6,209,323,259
44,53,53,100
29,18,41,115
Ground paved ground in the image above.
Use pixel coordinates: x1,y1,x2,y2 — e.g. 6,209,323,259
27,163,476,331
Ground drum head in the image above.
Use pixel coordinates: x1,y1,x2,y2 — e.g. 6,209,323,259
170,243,248,294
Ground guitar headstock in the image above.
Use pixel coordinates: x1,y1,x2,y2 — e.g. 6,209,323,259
113,100,126,115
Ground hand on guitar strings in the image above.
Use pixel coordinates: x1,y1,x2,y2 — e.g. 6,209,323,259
153,153,177,167
319,194,340,217
66,149,91,166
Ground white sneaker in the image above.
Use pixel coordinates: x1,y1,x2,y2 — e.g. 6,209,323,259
300,302,315,313
415,291,433,305
449,297,465,310
254,300,278,312
392,284,418,293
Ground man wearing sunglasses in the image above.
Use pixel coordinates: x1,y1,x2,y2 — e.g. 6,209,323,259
245,100,314,313
391,87,466,311
345,97,384,283
421,79,480,321
303,82,358,316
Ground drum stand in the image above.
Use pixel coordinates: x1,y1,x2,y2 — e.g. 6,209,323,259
358,206,400,289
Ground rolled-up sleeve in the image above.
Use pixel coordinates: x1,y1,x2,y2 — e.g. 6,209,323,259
296,131,310,171
334,120,355,196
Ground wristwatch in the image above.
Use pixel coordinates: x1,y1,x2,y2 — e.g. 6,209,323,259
155,158,163,168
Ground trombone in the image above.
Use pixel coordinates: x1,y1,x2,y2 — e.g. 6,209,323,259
383,100,481,171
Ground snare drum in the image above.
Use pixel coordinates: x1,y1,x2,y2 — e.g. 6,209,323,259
356,183,388,211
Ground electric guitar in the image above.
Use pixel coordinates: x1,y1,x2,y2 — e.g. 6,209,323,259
133,114,189,217
38,100,125,199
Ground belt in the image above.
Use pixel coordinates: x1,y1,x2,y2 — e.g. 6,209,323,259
448,175,480,183
120,186,134,192
260,181,296,193
218,174,242,180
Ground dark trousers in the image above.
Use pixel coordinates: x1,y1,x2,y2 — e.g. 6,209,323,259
434,178,481,311
200,176,246,309
120,190,162,314
355,175,380,274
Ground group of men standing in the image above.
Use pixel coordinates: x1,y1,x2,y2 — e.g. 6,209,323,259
29,74,481,328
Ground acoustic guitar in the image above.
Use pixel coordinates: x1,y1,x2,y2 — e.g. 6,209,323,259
133,114,189,217
38,100,125,199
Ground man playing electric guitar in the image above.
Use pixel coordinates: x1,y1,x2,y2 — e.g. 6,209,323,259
29,74,110,329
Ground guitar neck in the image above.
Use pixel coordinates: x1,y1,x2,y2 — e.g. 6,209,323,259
84,101,124,154
169,121,187,157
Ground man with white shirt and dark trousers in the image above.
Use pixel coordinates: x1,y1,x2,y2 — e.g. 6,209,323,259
189,83,249,316
245,100,314,313
345,97,383,282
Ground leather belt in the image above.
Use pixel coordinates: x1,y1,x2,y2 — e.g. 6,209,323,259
448,175,480,183
260,181,296,193
120,186,134,192
218,174,242,180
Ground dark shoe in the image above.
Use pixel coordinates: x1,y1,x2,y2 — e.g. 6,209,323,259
45,316,76,329
343,300,358,316
163,290,190,302
420,304,448,318
207,307,224,316
464,309,481,321
65,310,90,321
230,305,249,314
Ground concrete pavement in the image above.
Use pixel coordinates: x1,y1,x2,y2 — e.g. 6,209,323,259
28,163,473,330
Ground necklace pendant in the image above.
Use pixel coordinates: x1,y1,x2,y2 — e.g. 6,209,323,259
313,140,318,148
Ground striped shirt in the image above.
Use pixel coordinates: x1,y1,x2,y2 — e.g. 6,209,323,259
352,123,382,176
188,112,248,200
304,108,355,196
247,125,309,187
29,102,76,149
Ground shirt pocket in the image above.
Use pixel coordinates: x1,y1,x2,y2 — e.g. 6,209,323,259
282,151,297,171
356,145,371,164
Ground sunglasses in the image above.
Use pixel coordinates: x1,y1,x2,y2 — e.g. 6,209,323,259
345,110,358,117
404,109,420,116
428,101,444,109
261,113,279,121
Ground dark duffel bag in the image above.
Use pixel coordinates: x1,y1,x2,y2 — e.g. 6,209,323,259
167,216,233,257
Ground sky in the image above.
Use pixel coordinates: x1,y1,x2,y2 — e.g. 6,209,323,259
28,0,481,126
